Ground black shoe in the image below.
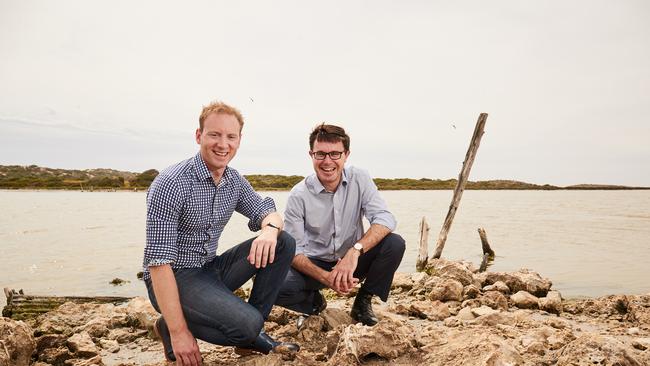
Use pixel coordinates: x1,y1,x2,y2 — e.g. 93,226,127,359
234,331,300,355
154,317,176,361
350,288,378,326
312,290,327,315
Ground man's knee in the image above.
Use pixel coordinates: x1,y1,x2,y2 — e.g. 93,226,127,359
276,231,296,257
232,310,264,345
382,233,406,257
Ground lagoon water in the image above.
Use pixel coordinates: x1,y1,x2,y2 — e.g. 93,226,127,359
1,189,649,307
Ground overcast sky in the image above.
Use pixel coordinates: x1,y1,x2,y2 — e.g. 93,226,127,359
1,0,648,186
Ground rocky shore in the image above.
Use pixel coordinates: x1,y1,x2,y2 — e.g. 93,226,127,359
2,258,649,365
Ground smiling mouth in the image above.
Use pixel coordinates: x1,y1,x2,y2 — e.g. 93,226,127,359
213,151,228,157
321,167,335,172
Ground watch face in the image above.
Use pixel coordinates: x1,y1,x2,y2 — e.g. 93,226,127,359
354,243,363,251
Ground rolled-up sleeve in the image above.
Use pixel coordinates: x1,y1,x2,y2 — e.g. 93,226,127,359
236,177,276,231
144,175,182,268
360,170,397,231
284,193,306,256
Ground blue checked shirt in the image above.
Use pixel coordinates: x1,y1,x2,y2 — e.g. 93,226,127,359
142,153,276,280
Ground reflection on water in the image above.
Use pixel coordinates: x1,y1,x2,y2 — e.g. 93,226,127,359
0,189,649,307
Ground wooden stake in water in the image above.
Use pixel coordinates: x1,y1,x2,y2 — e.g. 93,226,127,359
432,113,488,259
416,216,430,272
478,227,495,272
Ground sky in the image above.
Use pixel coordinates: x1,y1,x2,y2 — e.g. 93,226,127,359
1,0,649,186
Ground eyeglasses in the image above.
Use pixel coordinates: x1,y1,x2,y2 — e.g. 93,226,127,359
310,151,345,160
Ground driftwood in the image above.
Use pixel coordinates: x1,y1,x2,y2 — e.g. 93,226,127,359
416,216,430,272
3,288,131,320
432,113,488,259
478,228,495,272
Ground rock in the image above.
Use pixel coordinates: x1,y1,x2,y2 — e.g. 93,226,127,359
0,317,36,366
538,290,563,314
391,272,415,290
474,312,516,327
421,332,524,365
483,280,510,294
426,258,476,286
457,306,475,321
463,284,480,299
471,305,499,317
36,334,67,354
557,334,642,365
391,300,451,321
511,291,539,309
99,339,120,353
320,308,353,331
67,331,99,357
627,327,641,335
632,338,650,351
64,355,104,366
297,315,325,342
240,353,284,366
39,346,74,364
429,278,464,302
480,290,509,310
427,301,452,321
481,269,552,297
123,297,158,330
329,318,416,365
107,328,148,344
80,318,109,338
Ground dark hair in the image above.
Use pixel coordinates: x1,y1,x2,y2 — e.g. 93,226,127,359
309,123,350,151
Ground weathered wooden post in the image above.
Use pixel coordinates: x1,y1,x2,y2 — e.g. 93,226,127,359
432,113,488,259
416,216,430,272
478,227,495,272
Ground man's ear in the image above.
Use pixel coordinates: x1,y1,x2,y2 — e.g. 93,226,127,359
195,128,201,144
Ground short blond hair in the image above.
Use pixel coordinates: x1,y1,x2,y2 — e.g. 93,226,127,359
199,101,244,131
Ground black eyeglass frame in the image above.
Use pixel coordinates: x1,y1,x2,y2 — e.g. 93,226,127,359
309,150,346,160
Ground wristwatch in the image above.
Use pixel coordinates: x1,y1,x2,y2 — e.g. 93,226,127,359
266,223,281,231
353,242,364,254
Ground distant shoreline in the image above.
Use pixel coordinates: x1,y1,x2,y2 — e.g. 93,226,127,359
1,164,649,191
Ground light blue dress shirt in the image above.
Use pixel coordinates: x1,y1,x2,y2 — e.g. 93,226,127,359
284,166,396,261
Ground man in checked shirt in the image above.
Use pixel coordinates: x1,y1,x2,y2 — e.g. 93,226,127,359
142,101,299,365
275,124,406,327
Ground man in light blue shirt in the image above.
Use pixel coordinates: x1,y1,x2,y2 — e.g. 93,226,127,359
276,124,406,326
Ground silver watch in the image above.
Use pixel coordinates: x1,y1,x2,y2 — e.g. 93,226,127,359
353,242,364,254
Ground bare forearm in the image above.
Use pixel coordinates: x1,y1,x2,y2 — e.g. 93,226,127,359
356,223,392,254
292,254,329,285
149,264,188,334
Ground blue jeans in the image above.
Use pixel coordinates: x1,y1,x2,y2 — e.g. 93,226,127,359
146,231,295,346
275,233,405,314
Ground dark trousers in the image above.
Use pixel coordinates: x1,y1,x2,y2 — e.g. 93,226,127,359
145,231,295,347
275,233,405,314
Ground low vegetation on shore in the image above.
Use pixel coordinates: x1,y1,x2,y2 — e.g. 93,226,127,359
1,165,647,191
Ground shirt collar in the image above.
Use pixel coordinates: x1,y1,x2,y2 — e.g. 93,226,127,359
192,152,231,188
307,166,349,194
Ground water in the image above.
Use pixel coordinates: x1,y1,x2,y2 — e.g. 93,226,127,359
1,190,649,307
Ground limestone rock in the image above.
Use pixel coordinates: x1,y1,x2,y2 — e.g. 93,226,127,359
0,317,36,366
67,331,99,357
99,339,120,353
538,290,563,314
511,291,539,309
481,269,552,297
329,318,416,365
297,315,325,342
39,346,74,365
65,355,104,366
457,306,476,321
463,284,480,299
320,308,353,331
483,280,510,294
557,334,642,365
471,305,500,318
480,290,509,310
391,272,415,291
426,258,476,286
123,297,158,330
36,334,67,354
429,278,464,302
